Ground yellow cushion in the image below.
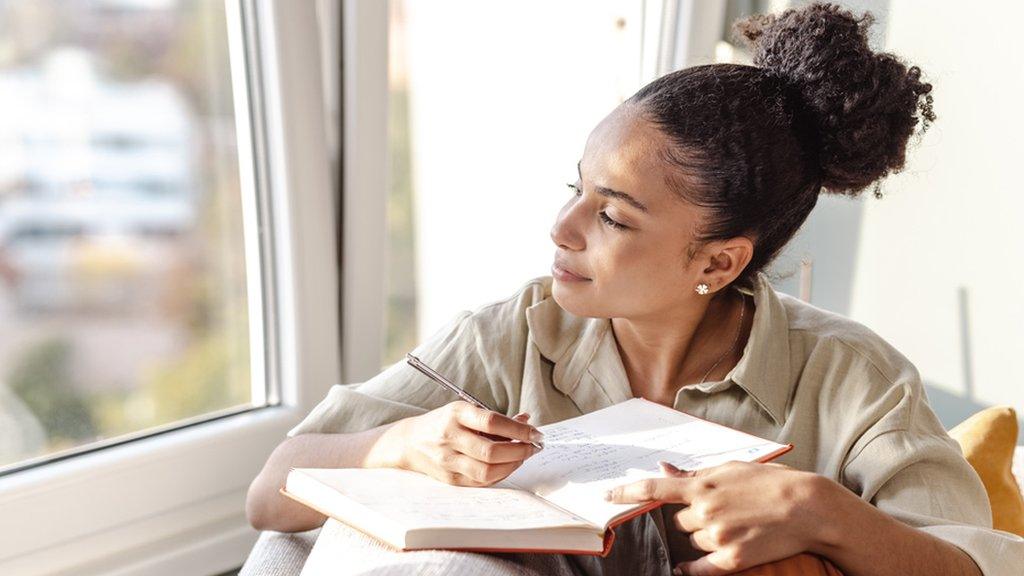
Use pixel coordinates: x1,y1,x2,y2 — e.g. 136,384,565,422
948,406,1024,536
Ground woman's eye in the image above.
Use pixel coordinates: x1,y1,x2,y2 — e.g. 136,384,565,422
599,211,627,230
564,183,628,231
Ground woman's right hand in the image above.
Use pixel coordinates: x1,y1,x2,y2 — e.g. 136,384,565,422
387,400,545,487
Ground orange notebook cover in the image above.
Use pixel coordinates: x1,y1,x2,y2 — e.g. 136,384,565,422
281,398,793,557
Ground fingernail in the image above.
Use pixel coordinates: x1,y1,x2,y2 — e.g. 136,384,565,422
659,461,684,475
672,567,683,576
529,429,545,442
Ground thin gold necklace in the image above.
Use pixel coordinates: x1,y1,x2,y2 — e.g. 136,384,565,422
697,289,747,385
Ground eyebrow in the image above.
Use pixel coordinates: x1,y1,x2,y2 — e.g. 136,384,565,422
577,160,649,214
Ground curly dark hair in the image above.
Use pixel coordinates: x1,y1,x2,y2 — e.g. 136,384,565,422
624,2,936,291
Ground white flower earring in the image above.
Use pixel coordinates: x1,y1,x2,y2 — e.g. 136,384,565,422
695,283,710,295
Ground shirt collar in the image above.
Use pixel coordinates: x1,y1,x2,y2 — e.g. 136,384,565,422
525,272,792,426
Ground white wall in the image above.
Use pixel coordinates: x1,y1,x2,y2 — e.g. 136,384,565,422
769,0,1024,434
850,1,1024,432
401,0,645,339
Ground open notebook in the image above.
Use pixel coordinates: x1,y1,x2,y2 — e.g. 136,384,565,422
282,398,792,558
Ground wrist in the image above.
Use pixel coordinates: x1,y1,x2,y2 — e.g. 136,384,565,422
800,475,984,576
803,474,852,556
362,419,410,470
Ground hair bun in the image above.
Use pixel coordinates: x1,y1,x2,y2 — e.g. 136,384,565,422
734,2,935,198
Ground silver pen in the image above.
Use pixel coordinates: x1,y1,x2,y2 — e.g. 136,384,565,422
406,352,543,450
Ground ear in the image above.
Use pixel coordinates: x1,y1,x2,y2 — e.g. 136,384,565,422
699,236,754,291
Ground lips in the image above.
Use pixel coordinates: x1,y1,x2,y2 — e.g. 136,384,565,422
553,257,590,280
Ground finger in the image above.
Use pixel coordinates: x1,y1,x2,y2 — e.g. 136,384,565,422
676,548,747,576
456,404,543,445
424,457,481,487
437,449,490,484
658,461,695,477
688,529,715,552
447,450,523,484
447,470,481,487
672,503,703,532
452,425,539,464
513,412,530,421
604,477,694,504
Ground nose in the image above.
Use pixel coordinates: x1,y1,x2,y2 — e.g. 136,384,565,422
550,198,586,251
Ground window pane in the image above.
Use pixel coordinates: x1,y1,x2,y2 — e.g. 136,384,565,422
0,0,258,471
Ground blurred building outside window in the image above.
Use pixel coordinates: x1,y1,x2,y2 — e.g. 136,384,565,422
0,0,260,472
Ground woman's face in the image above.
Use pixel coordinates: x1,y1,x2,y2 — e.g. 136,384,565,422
550,104,711,321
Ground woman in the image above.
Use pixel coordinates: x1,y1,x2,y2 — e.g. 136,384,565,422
245,3,1023,575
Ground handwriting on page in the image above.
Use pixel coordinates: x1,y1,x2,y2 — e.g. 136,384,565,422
529,424,741,484
501,399,784,527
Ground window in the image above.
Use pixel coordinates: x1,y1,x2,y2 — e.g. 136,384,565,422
0,1,338,572
0,0,262,475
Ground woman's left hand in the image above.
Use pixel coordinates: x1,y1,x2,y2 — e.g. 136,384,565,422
604,460,837,576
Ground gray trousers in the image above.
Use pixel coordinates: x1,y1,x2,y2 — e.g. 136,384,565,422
240,511,674,576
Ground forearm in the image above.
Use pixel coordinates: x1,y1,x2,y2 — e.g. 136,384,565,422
810,479,982,576
245,420,408,533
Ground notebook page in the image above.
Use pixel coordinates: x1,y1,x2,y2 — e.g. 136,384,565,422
498,398,788,528
297,467,594,531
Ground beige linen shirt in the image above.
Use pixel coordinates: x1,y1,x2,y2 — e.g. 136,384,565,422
288,272,1024,575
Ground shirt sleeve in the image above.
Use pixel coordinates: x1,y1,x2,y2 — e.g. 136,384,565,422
841,386,1024,576
286,309,503,437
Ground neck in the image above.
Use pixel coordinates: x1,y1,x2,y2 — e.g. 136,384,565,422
611,288,749,404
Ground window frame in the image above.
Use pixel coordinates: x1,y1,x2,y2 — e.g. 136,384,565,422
0,0,343,573
338,0,389,386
